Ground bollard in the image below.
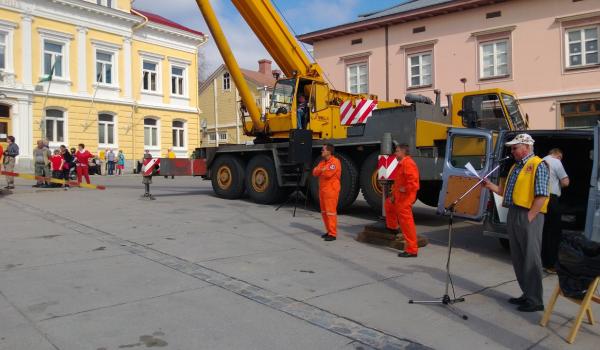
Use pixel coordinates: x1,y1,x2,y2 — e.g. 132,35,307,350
380,133,393,218
141,153,157,200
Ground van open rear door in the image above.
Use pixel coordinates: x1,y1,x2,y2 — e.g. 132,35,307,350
437,128,496,220
585,125,600,242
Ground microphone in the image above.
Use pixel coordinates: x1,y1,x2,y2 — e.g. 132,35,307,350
498,155,512,162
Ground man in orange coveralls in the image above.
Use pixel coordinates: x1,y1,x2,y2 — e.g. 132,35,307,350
385,143,420,257
312,143,341,241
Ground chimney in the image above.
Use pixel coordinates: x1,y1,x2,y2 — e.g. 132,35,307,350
258,59,272,75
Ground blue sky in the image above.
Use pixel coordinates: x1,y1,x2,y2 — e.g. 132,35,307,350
134,0,404,76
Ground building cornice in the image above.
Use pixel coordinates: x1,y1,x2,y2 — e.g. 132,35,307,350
555,10,600,23
50,0,141,24
298,0,507,44
471,25,516,37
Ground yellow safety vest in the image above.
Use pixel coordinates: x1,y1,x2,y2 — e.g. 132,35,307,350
504,156,549,214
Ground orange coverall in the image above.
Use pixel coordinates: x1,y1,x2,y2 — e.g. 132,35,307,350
385,155,420,254
312,156,342,237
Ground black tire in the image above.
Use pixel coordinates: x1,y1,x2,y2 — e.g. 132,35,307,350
245,154,286,204
211,155,246,199
359,152,383,212
309,152,359,212
499,238,510,251
417,180,442,207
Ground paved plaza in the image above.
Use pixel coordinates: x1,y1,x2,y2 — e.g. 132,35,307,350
0,176,598,350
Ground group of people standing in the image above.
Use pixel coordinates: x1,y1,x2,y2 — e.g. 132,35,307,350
315,133,571,315
31,141,95,188
101,149,126,176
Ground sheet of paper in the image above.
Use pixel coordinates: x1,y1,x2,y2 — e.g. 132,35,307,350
493,193,508,223
465,162,482,179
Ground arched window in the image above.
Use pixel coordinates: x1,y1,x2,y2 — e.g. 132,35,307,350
144,118,158,147
45,109,64,142
172,120,185,148
0,103,9,143
98,113,115,146
222,72,231,91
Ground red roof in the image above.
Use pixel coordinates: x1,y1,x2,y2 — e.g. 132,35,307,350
132,8,204,37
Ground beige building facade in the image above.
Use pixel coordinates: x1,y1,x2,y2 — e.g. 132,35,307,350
299,0,600,129
198,59,277,145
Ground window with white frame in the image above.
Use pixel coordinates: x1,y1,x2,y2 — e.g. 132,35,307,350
45,109,65,143
142,60,158,92
207,131,228,143
171,66,185,96
43,41,64,78
347,62,368,94
98,114,115,146
172,120,185,148
96,51,113,84
566,26,599,68
96,0,113,7
222,72,231,91
208,132,217,142
479,39,509,79
144,118,159,147
407,52,432,88
0,32,6,70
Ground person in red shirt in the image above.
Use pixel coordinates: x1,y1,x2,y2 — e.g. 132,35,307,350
312,143,342,241
75,143,94,184
384,143,421,257
50,149,65,188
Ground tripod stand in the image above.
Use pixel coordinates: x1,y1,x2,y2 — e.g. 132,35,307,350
275,163,309,217
409,162,504,320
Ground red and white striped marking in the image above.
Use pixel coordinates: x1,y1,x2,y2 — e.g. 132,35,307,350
340,99,377,126
143,158,160,176
377,155,399,180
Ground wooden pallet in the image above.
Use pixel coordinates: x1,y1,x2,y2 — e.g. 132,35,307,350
356,223,428,250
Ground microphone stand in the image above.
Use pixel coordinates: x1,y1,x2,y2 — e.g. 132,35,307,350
409,162,504,320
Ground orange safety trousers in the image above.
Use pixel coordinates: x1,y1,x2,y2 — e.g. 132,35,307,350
385,191,418,254
320,191,339,237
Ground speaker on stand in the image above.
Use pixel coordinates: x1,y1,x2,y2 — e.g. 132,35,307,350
276,129,313,216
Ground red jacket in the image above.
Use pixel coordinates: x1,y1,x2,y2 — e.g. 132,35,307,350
312,156,341,193
391,155,420,196
75,150,93,167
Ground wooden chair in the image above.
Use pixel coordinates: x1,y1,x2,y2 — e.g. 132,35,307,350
540,277,600,344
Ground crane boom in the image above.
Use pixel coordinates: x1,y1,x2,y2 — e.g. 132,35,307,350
195,0,265,133
231,0,324,80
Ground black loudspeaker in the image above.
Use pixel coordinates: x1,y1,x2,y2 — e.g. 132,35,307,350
288,129,312,164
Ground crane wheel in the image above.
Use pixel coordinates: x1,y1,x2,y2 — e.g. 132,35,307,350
359,152,383,212
417,180,442,207
309,151,359,212
245,154,285,204
211,155,246,199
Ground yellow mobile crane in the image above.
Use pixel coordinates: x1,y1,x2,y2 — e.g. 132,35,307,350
194,0,528,211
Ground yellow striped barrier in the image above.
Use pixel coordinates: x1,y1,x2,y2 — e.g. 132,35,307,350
0,171,106,190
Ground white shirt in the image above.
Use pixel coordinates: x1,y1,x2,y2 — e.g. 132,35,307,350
543,155,568,197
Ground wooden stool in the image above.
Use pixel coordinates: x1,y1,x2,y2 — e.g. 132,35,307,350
540,277,600,344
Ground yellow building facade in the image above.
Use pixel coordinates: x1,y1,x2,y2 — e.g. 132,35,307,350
0,0,207,169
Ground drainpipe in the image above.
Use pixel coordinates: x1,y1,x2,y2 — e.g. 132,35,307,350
130,1,149,30
130,0,148,164
213,77,219,147
385,25,389,101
